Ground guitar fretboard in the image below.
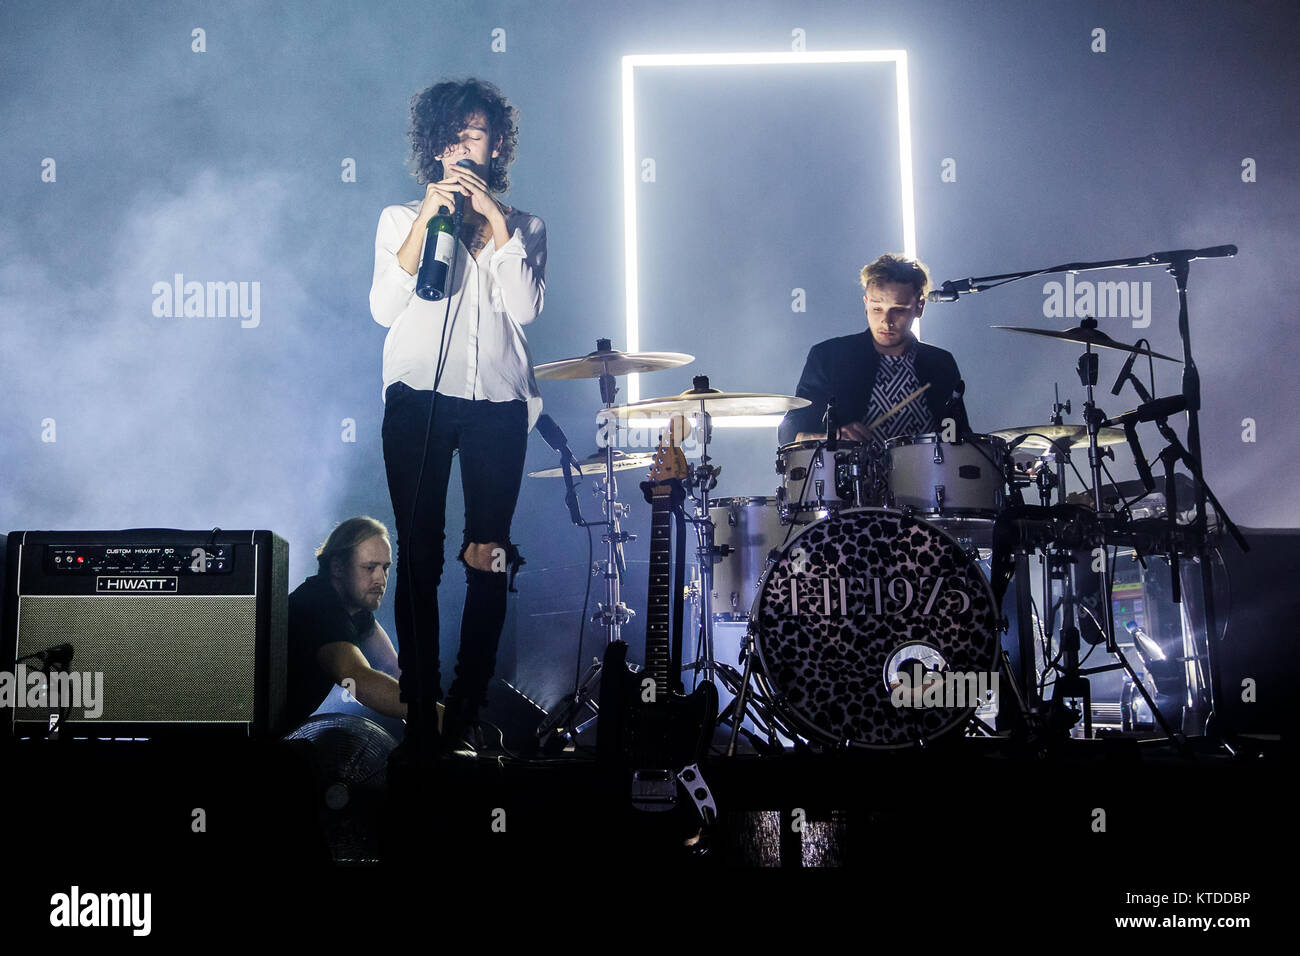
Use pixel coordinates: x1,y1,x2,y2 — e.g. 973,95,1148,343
645,488,673,692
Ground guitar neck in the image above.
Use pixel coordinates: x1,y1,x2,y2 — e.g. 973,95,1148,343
645,489,675,693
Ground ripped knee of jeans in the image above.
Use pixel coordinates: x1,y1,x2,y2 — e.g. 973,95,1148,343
457,541,525,591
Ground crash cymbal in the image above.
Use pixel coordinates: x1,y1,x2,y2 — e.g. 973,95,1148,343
534,344,694,380
600,382,810,420
528,449,654,479
992,423,1127,451
992,324,1181,362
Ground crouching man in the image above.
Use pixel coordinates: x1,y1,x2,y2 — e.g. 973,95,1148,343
285,516,406,731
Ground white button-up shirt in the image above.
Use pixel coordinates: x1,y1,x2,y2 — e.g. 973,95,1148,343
369,199,546,428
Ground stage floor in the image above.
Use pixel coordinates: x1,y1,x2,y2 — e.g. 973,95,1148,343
0,731,1290,937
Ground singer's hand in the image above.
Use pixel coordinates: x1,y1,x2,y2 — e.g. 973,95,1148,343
442,164,505,223
416,181,459,225
398,182,460,276
839,420,873,442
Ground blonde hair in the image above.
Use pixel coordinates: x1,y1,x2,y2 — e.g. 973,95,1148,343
859,253,931,301
315,516,390,575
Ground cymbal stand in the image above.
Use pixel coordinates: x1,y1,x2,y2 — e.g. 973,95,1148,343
536,346,636,747
1038,381,1092,737
680,377,721,689
1070,323,1185,747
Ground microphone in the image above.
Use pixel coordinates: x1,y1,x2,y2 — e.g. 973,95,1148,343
1109,350,1140,397
535,414,574,460
1123,421,1156,493
1102,395,1188,429
926,280,965,303
536,414,584,526
824,395,839,449
25,642,74,670
940,380,967,435
1144,244,1237,263
452,158,473,234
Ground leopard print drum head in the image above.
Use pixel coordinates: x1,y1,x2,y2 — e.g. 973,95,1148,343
750,508,1000,749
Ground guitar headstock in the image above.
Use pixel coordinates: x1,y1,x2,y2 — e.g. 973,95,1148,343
645,414,691,496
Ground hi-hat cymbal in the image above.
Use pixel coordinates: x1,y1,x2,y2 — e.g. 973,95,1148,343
992,325,1181,362
534,345,694,380
992,423,1127,451
528,449,654,479
600,383,810,420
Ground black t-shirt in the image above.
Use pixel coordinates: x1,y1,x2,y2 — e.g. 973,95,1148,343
285,572,375,732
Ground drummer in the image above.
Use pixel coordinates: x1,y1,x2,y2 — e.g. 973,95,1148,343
778,253,971,450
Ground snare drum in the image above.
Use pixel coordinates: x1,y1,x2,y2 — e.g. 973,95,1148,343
775,440,879,523
708,496,788,619
884,433,1010,520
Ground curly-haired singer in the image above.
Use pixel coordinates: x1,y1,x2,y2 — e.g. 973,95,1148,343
370,77,545,758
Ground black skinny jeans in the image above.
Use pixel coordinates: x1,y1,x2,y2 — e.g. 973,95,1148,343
381,383,527,738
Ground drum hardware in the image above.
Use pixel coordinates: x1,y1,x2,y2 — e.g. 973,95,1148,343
954,244,1248,746
529,339,695,748
992,351,1188,749
601,377,811,702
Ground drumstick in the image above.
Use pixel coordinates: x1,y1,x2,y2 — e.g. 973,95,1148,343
864,382,931,432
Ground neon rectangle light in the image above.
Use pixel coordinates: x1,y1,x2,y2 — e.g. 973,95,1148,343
621,50,918,424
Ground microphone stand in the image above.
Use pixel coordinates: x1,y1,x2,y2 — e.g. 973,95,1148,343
938,244,1245,749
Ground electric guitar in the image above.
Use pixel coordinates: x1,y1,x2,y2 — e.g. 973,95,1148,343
597,418,718,822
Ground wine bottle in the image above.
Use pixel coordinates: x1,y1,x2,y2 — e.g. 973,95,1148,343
415,206,455,301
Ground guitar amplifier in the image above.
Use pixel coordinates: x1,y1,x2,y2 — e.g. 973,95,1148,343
2,529,288,738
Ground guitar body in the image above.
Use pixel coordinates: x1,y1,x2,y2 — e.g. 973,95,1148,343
597,640,717,808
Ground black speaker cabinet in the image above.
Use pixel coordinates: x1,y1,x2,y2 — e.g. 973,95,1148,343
1207,527,1300,740
2,529,287,738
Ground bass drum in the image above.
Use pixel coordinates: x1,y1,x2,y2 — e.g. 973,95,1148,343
749,508,1001,749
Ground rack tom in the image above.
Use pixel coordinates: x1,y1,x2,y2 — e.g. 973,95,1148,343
775,440,879,524
884,433,1010,521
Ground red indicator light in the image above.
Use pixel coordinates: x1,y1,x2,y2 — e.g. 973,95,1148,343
76,556,84,563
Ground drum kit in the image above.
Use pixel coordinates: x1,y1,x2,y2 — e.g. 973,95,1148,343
529,316,1237,754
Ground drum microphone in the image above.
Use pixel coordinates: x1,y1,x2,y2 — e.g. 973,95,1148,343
940,380,967,434
1102,395,1188,429
535,413,573,459
536,414,584,526
1109,349,1141,396
925,280,966,303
